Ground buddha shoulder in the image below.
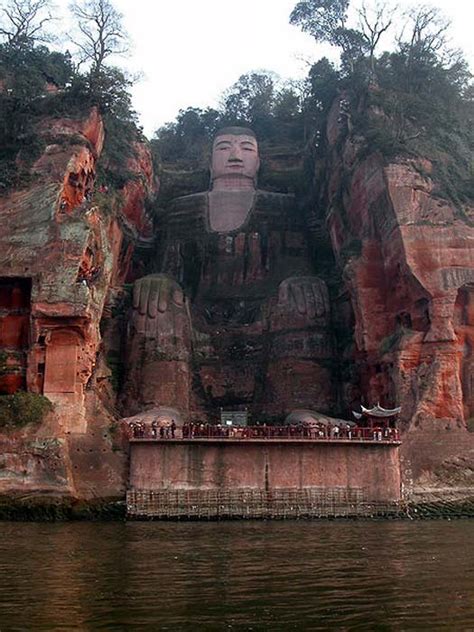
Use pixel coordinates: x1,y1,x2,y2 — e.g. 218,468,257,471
162,192,208,229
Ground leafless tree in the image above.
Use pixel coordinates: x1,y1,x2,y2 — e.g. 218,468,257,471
358,1,395,75
69,0,128,72
0,0,56,46
398,5,450,59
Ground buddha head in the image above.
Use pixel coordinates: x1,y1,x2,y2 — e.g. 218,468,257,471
210,127,260,190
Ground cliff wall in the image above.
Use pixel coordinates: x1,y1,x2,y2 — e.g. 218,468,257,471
323,96,474,495
0,106,156,504
1,91,473,508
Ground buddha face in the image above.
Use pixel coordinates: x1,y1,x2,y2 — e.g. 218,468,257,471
211,132,260,186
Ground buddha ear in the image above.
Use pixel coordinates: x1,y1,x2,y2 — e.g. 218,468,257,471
255,156,261,184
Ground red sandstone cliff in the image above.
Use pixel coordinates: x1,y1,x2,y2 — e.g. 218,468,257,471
323,96,474,495
0,107,156,503
1,90,473,509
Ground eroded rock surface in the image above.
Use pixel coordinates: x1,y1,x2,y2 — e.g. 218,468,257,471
0,107,156,502
323,96,474,493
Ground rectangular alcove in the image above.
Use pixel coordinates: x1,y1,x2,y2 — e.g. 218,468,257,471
0,277,32,394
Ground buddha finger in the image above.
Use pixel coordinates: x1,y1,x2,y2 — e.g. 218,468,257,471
147,277,161,319
173,311,186,342
313,281,328,317
145,309,158,337
138,279,151,315
291,283,306,315
172,286,184,308
157,281,169,313
133,279,143,310
304,284,317,320
278,280,290,304
134,310,147,334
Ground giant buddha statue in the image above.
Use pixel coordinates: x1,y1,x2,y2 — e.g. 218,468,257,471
123,127,335,421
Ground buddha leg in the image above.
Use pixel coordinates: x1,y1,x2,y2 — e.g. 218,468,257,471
123,274,192,415
262,276,335,419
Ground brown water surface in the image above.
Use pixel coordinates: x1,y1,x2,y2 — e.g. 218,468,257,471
0,520,473,630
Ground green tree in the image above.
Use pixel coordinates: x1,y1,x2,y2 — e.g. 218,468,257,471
83,66,143,188
306,57,340,110
152,107,221,164
290,0,368,73
290,0,396,77
290,0,349,47
221,72,276,135
0,42,76,188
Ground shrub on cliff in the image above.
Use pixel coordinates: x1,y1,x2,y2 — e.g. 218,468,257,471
89,67,144,189
0,43,77,189
0,392,53,430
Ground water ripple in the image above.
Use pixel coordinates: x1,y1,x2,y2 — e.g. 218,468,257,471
0,521,473,630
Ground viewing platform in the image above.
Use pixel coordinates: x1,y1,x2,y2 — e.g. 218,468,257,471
127,423,402,519
128,424,401,445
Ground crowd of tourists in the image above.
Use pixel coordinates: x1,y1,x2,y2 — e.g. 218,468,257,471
181,423,399,441
127,420,399,442
128,420,177,439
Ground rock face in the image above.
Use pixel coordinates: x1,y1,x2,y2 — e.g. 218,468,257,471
0,107,156,501
323,97,474,492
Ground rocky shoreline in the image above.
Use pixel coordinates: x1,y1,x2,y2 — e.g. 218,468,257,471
2,491,474,521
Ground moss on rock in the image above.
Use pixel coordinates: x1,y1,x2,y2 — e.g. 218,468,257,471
0,392,53,430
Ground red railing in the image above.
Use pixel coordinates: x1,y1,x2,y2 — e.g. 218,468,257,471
128,424,400,443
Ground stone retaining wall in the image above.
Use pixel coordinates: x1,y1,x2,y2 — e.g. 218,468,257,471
128,440,401,518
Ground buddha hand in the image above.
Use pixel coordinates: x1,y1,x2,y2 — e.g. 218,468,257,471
132,274,187,336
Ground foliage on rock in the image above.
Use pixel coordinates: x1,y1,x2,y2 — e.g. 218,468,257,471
0,1,142,194
0,392,53,429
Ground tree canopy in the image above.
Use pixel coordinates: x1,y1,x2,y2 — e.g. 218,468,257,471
287,0,473,202
0,0,139,191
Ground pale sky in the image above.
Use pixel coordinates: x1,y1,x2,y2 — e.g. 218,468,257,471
57,0,473,137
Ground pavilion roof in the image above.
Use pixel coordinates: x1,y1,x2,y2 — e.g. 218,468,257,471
360,404,401,417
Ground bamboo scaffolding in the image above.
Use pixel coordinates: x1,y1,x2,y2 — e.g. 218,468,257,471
126,487,402,519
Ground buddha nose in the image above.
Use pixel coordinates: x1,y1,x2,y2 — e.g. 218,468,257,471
228,144,243,162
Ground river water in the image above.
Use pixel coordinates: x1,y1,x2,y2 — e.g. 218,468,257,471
0,520,473,630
